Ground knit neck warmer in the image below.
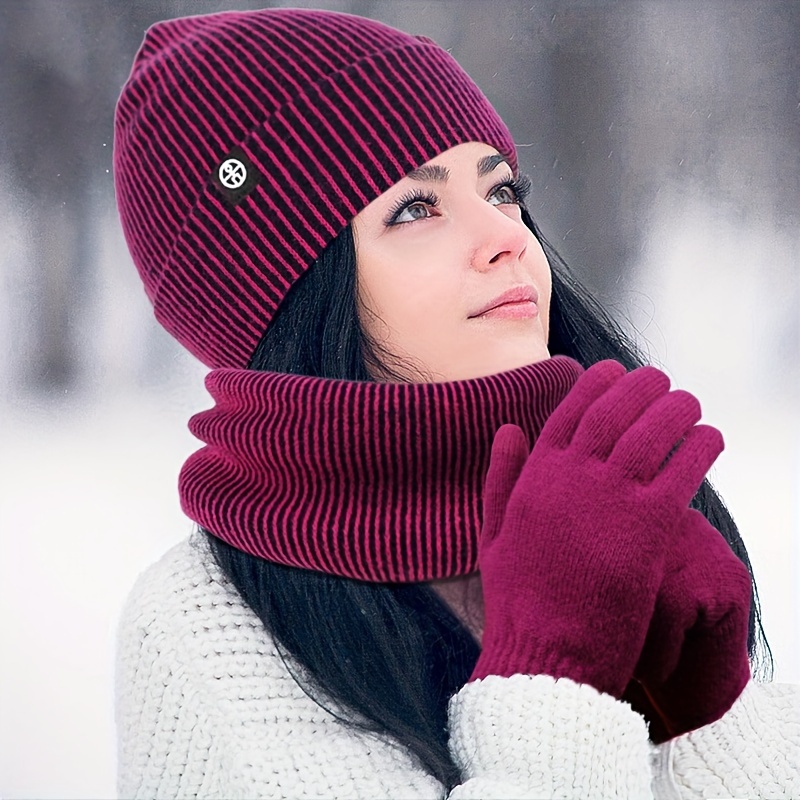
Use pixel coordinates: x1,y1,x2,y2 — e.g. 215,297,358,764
179,355,584,583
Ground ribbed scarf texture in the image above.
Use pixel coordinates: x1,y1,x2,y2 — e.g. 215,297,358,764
180,356,584,582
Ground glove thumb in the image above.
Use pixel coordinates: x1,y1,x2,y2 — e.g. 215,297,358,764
482,424,530,545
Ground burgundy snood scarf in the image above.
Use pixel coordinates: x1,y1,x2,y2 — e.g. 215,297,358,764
179,355,584,582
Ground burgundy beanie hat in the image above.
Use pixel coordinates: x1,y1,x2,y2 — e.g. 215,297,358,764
114,8,518,368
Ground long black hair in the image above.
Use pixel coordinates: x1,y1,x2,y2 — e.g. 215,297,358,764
204,208,772,790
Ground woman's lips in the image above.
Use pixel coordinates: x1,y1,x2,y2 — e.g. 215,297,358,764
474,300,539,320
469,285,539,317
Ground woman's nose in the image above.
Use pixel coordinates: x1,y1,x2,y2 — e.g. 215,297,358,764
466,203,529,272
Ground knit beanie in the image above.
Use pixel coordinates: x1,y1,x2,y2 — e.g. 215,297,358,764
114,8,517,368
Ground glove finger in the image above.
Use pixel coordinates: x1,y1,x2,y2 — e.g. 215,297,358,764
642,611,751,740
536,360,627,450
571,366,671,459
659,509,752,631
609,390,703,486
635,510,751,715
633,515,699,687
650,424,724,505
481,424,530,545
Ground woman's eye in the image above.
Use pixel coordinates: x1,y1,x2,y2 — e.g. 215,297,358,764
489,185,518,205
393,202,435,224
489,175,532,207
489,178,529,206
384,176,531,227
385,191,440,226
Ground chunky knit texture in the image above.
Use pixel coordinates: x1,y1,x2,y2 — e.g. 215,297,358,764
116,534,800,799
114,8,517,368
179,355,583,582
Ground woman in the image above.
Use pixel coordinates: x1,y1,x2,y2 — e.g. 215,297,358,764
113,8,798,799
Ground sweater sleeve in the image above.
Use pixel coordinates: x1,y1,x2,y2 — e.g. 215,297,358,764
662,680,800,799
117,538,659,799
115,557,222,800
446,673,655,799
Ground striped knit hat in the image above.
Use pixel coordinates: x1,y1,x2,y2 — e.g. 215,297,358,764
114,8,517,368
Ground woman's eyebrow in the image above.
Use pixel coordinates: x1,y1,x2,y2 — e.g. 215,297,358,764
405,154,508,183
476,154,509,177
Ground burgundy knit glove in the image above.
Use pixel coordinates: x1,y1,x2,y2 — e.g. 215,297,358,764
471,360,724,701
622,508,752,743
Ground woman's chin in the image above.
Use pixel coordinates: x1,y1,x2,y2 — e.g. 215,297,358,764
488,343,552,374
440,347,551,382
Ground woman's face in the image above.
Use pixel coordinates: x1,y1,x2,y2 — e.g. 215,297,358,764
352,142,552,383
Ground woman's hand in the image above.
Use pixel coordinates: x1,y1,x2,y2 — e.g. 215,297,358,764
472,360,724,702
623,506,752,743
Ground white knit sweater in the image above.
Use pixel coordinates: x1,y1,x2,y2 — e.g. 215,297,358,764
116,534,799,799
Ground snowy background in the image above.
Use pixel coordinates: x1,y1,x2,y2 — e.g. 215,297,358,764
1,1,797,798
